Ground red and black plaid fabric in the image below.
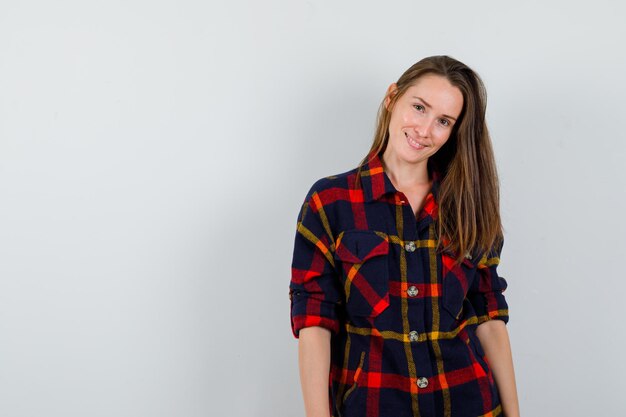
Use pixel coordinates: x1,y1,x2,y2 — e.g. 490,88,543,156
289,151,510,417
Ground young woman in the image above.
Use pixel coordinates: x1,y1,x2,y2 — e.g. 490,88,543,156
289,55,520,417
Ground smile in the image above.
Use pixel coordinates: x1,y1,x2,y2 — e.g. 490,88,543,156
405,132,428,150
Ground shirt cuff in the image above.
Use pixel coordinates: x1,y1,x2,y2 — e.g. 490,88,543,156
290,290,341,338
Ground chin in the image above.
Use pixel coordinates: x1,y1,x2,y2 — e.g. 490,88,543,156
402,152,428,165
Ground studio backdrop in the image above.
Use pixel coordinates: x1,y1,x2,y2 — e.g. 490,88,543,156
1,1,625,416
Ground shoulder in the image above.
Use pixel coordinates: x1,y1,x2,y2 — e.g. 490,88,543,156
297,166,362,234
303,165,360,202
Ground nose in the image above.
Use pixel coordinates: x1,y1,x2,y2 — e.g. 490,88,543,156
415,118,435,138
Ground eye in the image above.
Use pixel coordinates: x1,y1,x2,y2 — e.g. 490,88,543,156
413,104,425,112
439,118,451,127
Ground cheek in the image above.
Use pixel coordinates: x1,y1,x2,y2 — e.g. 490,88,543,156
389,114,407,135
434,131,452,147
401,112,412,124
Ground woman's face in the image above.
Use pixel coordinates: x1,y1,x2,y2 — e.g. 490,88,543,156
384,74,464,167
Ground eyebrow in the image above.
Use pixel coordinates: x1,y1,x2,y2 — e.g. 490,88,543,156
412,96,458,121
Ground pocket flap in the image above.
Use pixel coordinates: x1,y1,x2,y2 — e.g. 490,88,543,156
334,230,389,264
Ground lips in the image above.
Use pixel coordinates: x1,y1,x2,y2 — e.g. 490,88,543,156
405,132,428,150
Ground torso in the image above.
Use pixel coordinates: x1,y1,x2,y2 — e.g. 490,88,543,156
291,158,510,417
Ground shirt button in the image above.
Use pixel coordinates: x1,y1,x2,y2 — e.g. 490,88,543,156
417,377,429,388
404,241,416,252
407,285,419,297
409,330,419,342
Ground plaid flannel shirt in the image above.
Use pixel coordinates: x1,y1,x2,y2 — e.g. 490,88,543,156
289,152,510,417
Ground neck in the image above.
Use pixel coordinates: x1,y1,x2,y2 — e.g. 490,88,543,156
381,148,431,190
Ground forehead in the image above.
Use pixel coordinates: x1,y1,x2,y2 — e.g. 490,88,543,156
404,74,463,116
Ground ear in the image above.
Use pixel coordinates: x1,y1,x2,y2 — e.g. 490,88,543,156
384,83,398,110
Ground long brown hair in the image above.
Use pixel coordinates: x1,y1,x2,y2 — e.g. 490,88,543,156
356,55,503,265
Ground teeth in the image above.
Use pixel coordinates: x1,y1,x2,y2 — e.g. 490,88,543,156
406,133,426,147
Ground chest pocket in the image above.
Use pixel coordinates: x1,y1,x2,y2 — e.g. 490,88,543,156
334,230,390,318
441,251,478,321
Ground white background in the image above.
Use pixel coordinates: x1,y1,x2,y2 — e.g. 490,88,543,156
1,1,625,416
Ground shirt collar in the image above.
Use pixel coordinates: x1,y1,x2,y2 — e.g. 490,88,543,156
359,150,442,220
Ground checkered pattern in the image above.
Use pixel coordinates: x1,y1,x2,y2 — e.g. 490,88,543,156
289,152,509,417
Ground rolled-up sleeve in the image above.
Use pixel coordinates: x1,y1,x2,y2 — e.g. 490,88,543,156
467,239,509,325
289,185,343,338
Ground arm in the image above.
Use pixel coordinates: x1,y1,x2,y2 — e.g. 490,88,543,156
467,239,519,416
289,184,343,416
298,326,332,417
476,320,520,417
